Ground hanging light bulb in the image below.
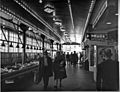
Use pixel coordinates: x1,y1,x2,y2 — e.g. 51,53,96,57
1,41,5,47
34,47,36,50
39,0,42,3
37,47,38,50
9,42,13,47
16,43,19,48
30,45,33,49
39,47,41,50
44,2,54,13
26,45,29,49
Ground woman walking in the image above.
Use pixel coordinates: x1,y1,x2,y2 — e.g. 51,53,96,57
53,51,67,89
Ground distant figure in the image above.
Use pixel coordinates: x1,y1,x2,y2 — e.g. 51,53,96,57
62,52,66,62
53,51,67,88
84,57,89,71
79,52,83,63
66,52,70,64
73,51,78,65
70,52,74,65
38,51,53,90
97,49,118,91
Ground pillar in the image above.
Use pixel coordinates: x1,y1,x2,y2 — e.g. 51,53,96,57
19,23,28,64
50,39,54,57
41,34,45,55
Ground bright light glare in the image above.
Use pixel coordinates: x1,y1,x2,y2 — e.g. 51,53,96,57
62,45,82,53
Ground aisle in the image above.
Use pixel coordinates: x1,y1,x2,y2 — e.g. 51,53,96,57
27,64,96,91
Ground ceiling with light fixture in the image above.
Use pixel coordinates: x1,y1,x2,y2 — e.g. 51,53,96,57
44,0,92,43
89,0,118,32
1,0,118,44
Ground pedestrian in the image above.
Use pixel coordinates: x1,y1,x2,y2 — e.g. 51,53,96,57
97,49,118,91
53,51,67,88
84,57,89,71
66,52,70,64
70,52,73,65
38,50,53,90
73,51,78,65
79,52,83,64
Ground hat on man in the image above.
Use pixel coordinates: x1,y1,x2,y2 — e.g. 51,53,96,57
105,49,113,57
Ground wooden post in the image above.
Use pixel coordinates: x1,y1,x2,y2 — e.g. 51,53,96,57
41,34,45,55
50,39,54,57
19,23,28,64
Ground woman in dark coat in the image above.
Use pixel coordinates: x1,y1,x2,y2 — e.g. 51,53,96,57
38,51,53,90
53,51,67,88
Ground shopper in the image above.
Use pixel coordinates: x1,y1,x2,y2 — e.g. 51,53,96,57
38,50,53,90
70,52,73,65
73,51,78,65
84,57,89,71
66,52,70,64
79,52,83,64
53,51,67,88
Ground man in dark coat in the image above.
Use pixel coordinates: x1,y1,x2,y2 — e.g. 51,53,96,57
70,52,73,65
39,50,53,90
66,52,70,64
73,51,78,65
97,49,118,91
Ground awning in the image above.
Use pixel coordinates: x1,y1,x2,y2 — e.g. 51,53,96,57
62,42,80,45
71,42,80,45
62,42,71,45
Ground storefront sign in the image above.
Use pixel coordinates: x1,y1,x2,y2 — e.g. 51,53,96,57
86,33,107,41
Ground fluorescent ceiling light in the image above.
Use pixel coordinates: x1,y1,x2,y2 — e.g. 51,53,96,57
61,29,66,31
53,17,56,21
39,0,42,3
60,26,65,31
28,27,32,30
55,21,62,26
44,8,54,13
106,22,111,25
64,32,68,35
115,13,118,16
44,3,54,13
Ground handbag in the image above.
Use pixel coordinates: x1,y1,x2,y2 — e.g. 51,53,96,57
34,70,43,84
34,61,43,84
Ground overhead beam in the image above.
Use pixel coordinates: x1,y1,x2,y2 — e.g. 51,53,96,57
13,0,64,42
82,0,96,42
67,0,76,42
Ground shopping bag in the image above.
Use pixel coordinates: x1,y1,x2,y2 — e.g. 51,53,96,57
34,70,42,84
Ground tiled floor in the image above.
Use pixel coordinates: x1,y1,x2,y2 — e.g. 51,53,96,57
2,64,96,91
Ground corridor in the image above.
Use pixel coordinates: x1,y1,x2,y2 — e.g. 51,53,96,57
2,64,96,91
1,0,119,91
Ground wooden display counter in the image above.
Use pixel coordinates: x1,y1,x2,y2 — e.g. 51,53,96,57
1,64,39,82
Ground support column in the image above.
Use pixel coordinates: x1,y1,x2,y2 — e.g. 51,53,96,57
41,34,45,55
20,23,28,64
56,43,59,51
59,44,62,51
50,39,54,57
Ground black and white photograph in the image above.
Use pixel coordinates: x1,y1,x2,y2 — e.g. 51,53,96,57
0,0,119,91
